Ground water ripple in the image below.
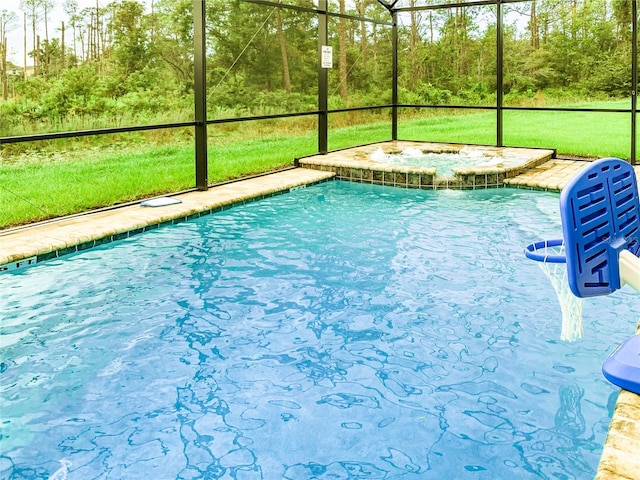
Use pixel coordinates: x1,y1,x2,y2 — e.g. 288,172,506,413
1,183,635,478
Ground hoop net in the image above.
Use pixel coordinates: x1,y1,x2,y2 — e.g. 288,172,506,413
525,240,584,341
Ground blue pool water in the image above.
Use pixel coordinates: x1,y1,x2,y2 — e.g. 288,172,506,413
1,182,638,479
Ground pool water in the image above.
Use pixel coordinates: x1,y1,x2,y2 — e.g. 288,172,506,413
1,182,638,479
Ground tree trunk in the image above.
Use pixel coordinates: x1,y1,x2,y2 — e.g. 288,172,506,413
429,11,433,43
94,13,99,62
338,0,348,101
31,12,37,75
571,0,577,41
80,28,85,62
36,34,40,75
410,0,419,90
357,0,366,63
23,14,27,79
1,35,7,100
44,1,49,71
91,12,96,60
454,8,459,77
428,11,433,79
530,1,539,49
61,21,65,71
275,7,291,93
72,22,77,63
44,2,49,43
150,0,155,41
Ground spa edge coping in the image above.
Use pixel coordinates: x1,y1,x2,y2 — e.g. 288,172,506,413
1,159,639,480
295,140,557,177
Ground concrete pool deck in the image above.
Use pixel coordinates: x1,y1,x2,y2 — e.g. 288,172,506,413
1,159,639,480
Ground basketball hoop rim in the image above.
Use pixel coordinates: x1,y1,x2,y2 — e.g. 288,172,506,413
525,239,567,264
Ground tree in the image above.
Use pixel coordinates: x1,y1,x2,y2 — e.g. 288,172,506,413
20,0,43,75
152,0,193,92
408,0,421,90
0,10,19,99
108,0,150,76
612,0,632,40
203,0,317,110
41,0,54,73
338,0,348,100
275,7,291,93
355,0,368,62
530,1,539,49
63,0,79,64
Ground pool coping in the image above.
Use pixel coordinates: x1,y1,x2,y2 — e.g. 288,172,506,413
596,321,640,480
1,166,638,480
0,168,335,270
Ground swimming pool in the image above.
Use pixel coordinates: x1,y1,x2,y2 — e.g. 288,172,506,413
1,182,637,479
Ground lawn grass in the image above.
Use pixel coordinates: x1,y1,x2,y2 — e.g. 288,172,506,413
399,107,632,159
207,135,317,183
399,110,497,145
1,103,636,229
0,145,196,228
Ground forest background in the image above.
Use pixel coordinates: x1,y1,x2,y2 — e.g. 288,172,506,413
0,0,636,227
0,0,634,137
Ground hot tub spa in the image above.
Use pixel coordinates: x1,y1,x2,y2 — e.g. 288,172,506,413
297,141,555,189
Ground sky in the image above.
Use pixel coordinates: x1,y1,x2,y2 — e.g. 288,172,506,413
4,0,94,65
2,0,151,65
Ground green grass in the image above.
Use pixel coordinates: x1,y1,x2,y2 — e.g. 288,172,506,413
207,135,318,182
0,145,195,228
1,103,636,229
399,107,632,159
502,109,631,158
399,111,497,145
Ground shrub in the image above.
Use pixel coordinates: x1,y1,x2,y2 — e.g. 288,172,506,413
415,83,453,105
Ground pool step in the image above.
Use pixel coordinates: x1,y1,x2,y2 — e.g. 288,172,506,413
504,159,592,191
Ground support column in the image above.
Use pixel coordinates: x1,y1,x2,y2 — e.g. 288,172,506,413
318,0,329,154
632,0,637,164
194,0,208,190
392,10,398,140
496,0,504,147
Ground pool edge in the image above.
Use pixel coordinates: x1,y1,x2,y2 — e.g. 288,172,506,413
0,168,335,270
595,321,640,480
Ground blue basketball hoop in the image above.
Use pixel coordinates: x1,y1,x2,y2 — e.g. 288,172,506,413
556,157,640,394
559,158,640,298
524,239,566,264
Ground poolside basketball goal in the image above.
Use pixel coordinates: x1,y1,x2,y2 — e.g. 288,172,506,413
525,157,640,394
525,238,584,341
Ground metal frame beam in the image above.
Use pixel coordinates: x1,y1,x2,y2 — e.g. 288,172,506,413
391,10,398,140
193,0,208,190
392,0,531,13
246,0,392,26
318,0,329,154
496,0,503,147
632,0,638,165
